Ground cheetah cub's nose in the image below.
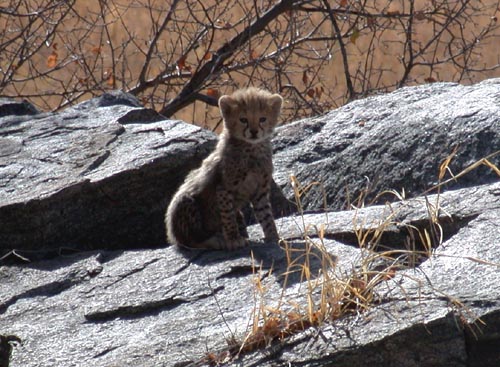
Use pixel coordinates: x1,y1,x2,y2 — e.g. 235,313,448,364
250,129,259,139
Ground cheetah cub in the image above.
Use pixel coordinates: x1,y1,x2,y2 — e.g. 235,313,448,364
165,87,283,250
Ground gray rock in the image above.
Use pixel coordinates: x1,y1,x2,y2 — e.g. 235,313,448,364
272,79,500,213
0,94,216,257
3,81,498,257
74,91,166,125
1,81,499,367
73,90,143,109
238,181,500,367
0,99,39,118
1,181,499,367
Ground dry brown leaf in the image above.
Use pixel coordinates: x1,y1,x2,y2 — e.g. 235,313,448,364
302,70,308,85
177,56,187,71
415,11,427,21
367,17,377,29
107,74,114,86
206,88,219,99
350,27,360,44
315,86,324,99
250,49,259,60
47,51,58,68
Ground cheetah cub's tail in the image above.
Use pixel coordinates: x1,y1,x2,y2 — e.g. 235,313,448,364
177,234,247,251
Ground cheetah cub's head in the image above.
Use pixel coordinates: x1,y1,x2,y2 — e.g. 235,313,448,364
219,87,283,144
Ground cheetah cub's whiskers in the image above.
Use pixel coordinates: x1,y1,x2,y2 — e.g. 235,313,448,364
165,87,283,250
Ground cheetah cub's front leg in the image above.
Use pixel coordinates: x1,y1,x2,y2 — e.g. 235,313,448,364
216,187,248,250
252,185,279,243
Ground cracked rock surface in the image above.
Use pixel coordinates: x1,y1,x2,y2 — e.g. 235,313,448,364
0,91,216,255
240,182,500,367
1,81,500,366
1,182,499,367
272,79,500,214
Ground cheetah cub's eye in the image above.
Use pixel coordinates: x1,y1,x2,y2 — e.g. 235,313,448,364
239,117,249,124
259,117,267,123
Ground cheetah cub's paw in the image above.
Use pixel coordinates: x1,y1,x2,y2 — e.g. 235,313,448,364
226,237,248,250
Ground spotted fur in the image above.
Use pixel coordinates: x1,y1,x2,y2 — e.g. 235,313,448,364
165,87,282,249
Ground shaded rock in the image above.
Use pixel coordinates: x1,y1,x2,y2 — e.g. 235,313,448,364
272,79,500,213
0,99,39,118
1,181,499,367
74,90,143,109
74,91,166,124
0,94,216,257
0,335,21,367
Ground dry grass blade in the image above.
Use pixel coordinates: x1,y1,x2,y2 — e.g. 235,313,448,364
0,250,30,262
202,152,499,364
439,146,459,181
434,254,500,267
425,150,500,194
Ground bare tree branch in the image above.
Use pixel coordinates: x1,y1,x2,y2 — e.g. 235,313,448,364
137,0,181,86
322,0,355,100
158,0,299,117
1,0,499,126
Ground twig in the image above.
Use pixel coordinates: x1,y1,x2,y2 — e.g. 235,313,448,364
322,0,355,100
159,0,298,117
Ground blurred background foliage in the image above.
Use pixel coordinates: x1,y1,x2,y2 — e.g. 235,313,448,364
1,0,499,130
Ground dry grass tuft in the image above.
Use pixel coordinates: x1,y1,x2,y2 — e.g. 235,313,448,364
200,151,499,365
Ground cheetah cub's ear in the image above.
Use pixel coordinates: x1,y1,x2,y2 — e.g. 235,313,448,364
267,93,283,121
218,95,238,121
